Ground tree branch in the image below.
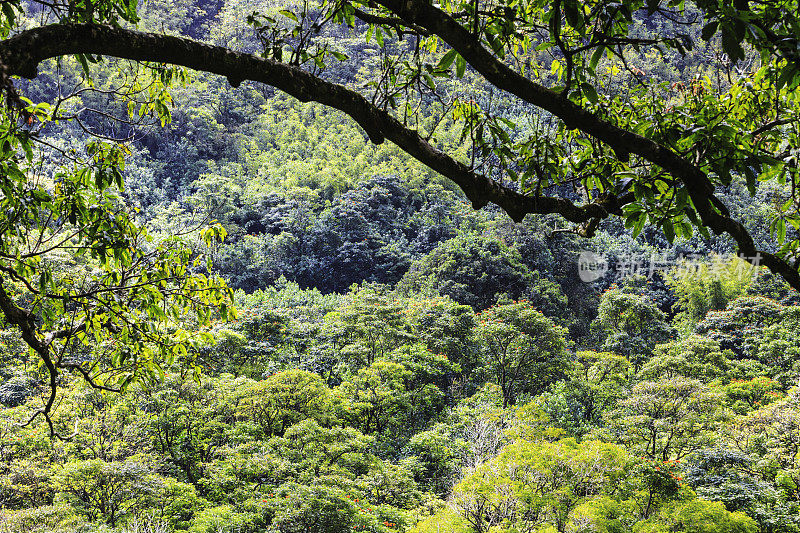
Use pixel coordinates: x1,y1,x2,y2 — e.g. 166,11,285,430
0,23,624,226
0,22,797,290
0,281,62,437
351,6,429,36
368,0,800,290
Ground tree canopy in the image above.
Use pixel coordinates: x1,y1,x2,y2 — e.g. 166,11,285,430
3,0,800,531
1,0,800,292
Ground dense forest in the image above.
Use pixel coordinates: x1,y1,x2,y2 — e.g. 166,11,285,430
1,0,800,531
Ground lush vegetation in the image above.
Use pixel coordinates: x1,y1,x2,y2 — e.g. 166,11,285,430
3,267,800,532
1,0,800,531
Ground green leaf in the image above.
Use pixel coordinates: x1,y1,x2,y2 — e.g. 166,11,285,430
777,218,787,243
549,4,561,38
721,25,744,62
438,49,458,70
663,219,675,243
743,165,757,195
581,82,598,104
423,73,436,90
279,9,298,22
589,46,604,71
455,54,466,78
75,53,92,76
701,21,718,41
563,0,581,28
628,212,646,238
1,2,16,26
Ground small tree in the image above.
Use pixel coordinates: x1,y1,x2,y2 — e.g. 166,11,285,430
593,288,673,369
697,296,785,358
538,350,631,436
237,370,332,438
399,233,567,314
666,255,755,333
53,459,159,527
607,377,725,462
637,335,732,382
475,301,570,408
337,360,413,436
451,438,632,532
323,285,414,369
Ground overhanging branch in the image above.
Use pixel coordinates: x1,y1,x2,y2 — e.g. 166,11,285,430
0,22,798,290
370,0,800,290
0,23,625,224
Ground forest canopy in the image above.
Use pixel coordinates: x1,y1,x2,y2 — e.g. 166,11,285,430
1,0,800,288
0,0,799,532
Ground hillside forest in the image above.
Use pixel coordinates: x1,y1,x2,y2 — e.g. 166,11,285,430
1,0,800,532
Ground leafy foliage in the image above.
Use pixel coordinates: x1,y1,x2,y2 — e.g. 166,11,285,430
1,0,800,531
